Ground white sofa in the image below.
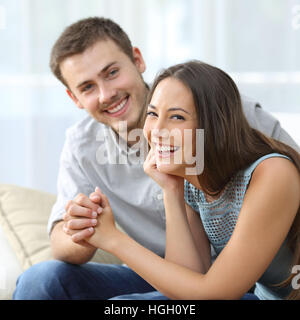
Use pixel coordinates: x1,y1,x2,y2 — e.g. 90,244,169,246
0,184,122,300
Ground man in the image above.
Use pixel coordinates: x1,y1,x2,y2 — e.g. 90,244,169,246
13,17,299,299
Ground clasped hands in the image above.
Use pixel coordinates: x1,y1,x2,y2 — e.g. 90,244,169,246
62,148,184,251
63,187,119,252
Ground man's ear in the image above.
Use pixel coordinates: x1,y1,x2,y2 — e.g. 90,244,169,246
66,89,84,109
132,47,146,74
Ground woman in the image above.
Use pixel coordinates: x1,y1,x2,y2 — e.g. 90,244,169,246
85,61,300,300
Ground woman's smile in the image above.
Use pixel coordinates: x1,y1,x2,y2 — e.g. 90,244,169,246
144,77,198,175
153,142,181,159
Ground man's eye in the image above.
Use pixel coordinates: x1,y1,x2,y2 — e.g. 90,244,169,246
108,69,119,77
82,84,93,92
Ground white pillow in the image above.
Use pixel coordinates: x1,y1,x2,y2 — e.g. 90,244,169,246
0,184,124,299
0,225,22,300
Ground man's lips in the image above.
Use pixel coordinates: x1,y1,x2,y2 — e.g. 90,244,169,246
103,96,129,117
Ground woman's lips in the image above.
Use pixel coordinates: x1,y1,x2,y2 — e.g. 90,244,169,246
154,143,180,159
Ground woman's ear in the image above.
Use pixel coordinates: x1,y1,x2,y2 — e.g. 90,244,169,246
66,89,84,109
132,47,146,74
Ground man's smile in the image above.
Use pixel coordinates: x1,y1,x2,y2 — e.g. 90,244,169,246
104,96,129,117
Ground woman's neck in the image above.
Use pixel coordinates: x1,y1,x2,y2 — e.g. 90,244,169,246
184,174,202,190
184,174,223,203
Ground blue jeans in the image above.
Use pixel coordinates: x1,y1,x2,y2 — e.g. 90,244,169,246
13,260,155,300
13,260,259,300
110,292,259,300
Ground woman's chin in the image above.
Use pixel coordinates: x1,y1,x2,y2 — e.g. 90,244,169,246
156,162,183,176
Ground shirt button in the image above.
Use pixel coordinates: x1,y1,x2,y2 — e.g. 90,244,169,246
156,193,163,200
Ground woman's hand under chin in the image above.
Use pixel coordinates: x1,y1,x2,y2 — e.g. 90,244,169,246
143,147,184,194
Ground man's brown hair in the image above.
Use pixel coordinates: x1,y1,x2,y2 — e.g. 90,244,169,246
50,17,134,87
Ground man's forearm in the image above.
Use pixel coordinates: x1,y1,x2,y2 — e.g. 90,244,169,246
50,221,97,264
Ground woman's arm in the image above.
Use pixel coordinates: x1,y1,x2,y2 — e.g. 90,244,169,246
185,203,212,272
163,187,208,273
141,147,210,272
87,157,300,299
109,158,300,299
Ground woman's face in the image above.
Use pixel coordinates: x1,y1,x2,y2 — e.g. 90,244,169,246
143,77,199,176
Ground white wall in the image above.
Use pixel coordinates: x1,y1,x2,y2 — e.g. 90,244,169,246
0,0,299,193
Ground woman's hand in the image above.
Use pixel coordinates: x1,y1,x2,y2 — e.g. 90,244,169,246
84,188,122,252
143,147,184,193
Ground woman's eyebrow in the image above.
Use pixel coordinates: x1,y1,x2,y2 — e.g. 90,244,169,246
168,107,191,115
148,104,191,115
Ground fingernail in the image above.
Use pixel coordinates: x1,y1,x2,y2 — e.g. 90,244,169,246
92,211,97,218
91,219,97,225
97,207,102,214
89,227,94,233
95,186,101,193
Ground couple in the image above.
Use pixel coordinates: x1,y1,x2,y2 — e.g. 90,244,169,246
14,17,300,300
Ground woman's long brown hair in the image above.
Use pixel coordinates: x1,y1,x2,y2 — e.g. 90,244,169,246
148,60,300,299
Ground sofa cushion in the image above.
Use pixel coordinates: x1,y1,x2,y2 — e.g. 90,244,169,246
0,184,122,272
0,225,23,299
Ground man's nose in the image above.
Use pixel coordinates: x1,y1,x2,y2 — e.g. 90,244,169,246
98,83,118,106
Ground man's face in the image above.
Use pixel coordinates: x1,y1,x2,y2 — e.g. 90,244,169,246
60,39,148,133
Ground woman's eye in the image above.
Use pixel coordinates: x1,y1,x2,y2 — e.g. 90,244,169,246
146,111,158,117
171,114,185,120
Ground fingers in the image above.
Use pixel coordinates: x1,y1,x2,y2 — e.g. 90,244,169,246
66,217,98,230
71,227,95,243
74,193,102,213
63,192,103,243
63,218,97,242
65,195,102,221
90,187,110,209
144,147,157,174
89,191,101,203
63,189,110,244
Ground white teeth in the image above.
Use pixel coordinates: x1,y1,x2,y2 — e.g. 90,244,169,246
106,98,127,114
156,145,179,152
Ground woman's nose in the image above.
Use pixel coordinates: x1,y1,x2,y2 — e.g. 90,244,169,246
151,120,170,141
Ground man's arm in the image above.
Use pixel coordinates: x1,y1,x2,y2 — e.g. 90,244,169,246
48,129,104,264
51,220,97,265
241,95,300,152
50,191,103,264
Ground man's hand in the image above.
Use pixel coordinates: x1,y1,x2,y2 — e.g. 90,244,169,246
84,189,120,252
63,189,103,244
